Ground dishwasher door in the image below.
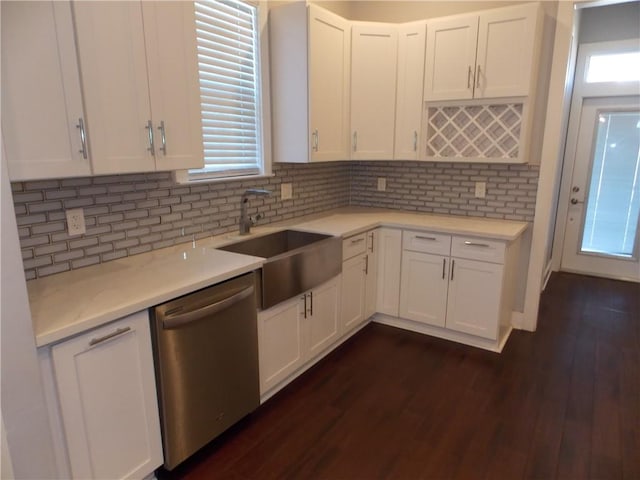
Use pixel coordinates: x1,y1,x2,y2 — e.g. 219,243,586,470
151,272,259,470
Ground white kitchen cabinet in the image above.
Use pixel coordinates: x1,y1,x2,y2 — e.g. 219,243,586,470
258,276,341,395
350,23,398,160
400,251,449,328
73,1,203,174
340,230,378,335
50,311,163,479
394,22,427,160
424,3,541,101
445,257,503,339
270,3,351,163
364,229,379,319
1,1,91,180
376,228,403,316
394,230,519,347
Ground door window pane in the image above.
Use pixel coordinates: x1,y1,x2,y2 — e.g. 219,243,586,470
581,110,640,257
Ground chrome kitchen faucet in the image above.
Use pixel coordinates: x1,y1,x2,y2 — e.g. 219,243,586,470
239,188,271,235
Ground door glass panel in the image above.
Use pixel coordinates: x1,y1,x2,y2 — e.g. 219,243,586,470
581,110,640,257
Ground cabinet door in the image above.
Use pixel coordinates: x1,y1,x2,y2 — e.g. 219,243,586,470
1,2,91,180
475,4,539,98
399,251,448,327
446,257,503,339
258,296,305,394
74,1,156,174
308,5,351,161
351,23,398,160
51,311,162,479
394,22,426,160
364,230,379,319
307,277,341,360
142,2,204,170
340,255,367,334
424,15,478,101
376,228,403,316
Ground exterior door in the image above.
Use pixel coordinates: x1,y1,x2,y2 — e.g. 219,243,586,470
561,96,640,281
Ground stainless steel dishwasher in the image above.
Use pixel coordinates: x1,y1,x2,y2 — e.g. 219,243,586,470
150,272,259,470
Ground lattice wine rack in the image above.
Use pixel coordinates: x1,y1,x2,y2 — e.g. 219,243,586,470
425,103,523,160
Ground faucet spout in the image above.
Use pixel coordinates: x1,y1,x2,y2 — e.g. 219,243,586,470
239,188,271,235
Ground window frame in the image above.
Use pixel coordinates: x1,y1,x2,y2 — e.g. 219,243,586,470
175,0,272,184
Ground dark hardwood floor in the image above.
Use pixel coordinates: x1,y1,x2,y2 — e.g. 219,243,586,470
158,272,639,480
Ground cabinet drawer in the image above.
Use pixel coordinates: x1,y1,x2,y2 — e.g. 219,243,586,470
451,236,506,263
343,233,367,260
403,230,451,255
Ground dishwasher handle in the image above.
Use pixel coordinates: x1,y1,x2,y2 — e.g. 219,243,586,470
161,285,255,329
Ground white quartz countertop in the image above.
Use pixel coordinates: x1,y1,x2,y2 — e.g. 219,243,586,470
28,207,527,347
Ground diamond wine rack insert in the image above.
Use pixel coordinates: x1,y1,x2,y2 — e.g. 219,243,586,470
426,103,523,160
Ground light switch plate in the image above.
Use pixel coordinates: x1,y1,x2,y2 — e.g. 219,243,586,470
281,183,292,200
377,177,387,191
475,181,486,198
66,208,86,236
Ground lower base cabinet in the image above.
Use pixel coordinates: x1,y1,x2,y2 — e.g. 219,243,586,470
47,310,163,479
258,276,340,396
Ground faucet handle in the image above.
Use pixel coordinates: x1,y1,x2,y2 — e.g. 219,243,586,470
250,213,264,225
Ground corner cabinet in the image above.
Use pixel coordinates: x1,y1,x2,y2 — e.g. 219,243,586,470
73,1,203,174
424,3,541,101
258,276,340,397
46,311,163,479
350,24,398,160
270,3,351,163
1,1,91,181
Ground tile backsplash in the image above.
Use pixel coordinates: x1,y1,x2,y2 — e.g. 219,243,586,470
13,163,350,280
13,161,539,280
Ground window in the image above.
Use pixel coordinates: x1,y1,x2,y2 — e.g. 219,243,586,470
585,52,640,83
188,0,266,181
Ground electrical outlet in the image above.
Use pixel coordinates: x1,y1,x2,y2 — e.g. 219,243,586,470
66,208,86,236
377,177,387,191
475,181,486,198
281,183,292,200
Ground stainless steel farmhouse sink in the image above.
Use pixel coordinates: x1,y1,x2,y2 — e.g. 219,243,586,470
218,230,342,309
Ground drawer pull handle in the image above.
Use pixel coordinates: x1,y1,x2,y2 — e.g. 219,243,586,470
464,241,490,248
369,232,375,252
89,327,132,347
350,238,365,244
450,260,455,281
302,293,307,319
442,258,446,279
364,254,369,275
415,235,437,241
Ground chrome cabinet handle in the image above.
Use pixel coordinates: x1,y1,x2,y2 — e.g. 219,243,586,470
364,254,369,275
157,120,167,155
312,129,319,152
369,232,375,252
476,65,481,89
302,293,307,319
145,120,155,155
76,118,88,159
450,259,455,281
442,258,446,280
413,131,418,152
309,291,313,316
351,237,365,244
467,65,473,89
415,235,437,241
464,241,490,248
353,131,358,152
89,326,131,347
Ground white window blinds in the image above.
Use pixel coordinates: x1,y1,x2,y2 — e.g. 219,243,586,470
191,0,262,179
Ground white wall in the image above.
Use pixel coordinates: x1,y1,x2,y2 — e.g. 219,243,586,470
1,147,57,476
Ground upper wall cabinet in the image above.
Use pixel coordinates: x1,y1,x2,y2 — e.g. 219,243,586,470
424,3,541,101
73,1,203,174
350,23,398,160
1,2,91,181
270,3,351,163
394,22,426,160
